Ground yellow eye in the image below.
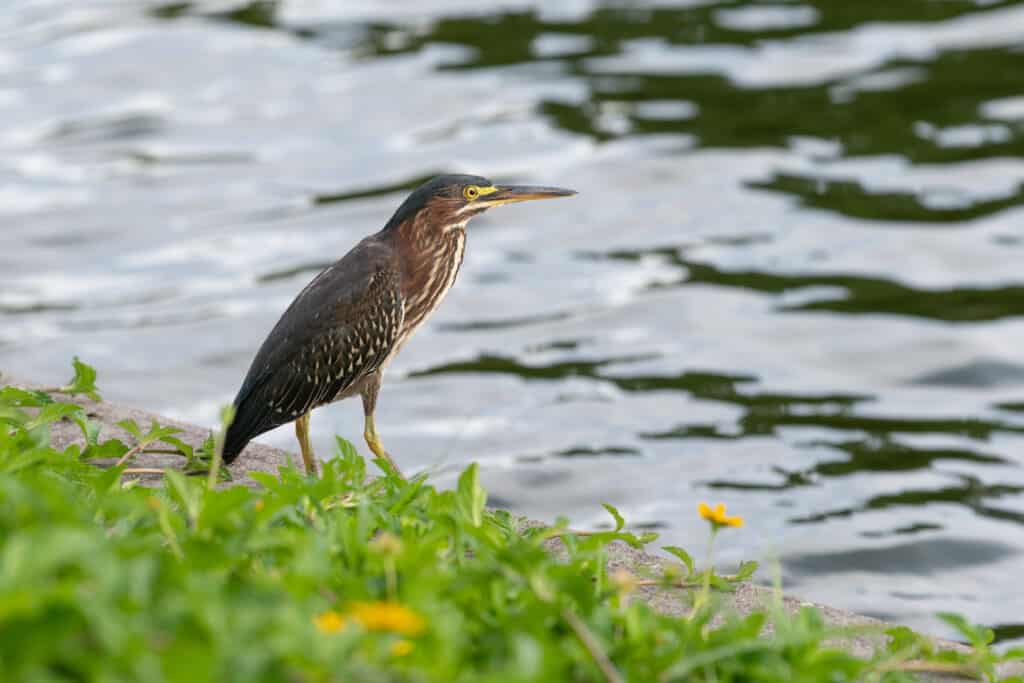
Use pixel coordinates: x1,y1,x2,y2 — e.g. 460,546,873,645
463,185,480,200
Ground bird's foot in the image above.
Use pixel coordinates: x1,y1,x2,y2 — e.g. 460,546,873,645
364,430,405,480
295,413,319,476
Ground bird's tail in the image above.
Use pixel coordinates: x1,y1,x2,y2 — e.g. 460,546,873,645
221,413,250,465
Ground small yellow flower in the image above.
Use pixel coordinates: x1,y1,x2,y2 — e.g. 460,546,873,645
314,610,348,634
698,502,744,529
390,639,414,657
348,601,425,636
254,499,265,512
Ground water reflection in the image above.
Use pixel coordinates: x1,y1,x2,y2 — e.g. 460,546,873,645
786,537,1016,575
3,0,1024,644
591,246,1024,322
791,474,1024,526
749,173,1024,224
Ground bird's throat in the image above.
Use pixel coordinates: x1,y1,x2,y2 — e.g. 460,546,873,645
394,225,466,350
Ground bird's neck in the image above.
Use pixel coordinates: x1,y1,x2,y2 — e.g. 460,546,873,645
393,214,467,334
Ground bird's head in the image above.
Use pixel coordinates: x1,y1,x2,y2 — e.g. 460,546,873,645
384,174,576,234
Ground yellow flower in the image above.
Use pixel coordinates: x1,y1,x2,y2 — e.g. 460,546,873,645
697,502,744,529
391,639,414,657
348,601,425,636
314,610,348,634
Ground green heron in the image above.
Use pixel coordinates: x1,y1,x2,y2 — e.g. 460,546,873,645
222,174,576,477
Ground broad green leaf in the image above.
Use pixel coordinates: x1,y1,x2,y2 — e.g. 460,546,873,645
663,545,695,576
456,463,486,528
734,560,759,582
26,402,84,430
140,419,181,443
938,612,994,647
82,438,130,460
61,357,100,400
0,387,53,407
117,419,142,439
159,435,194,459
334,436,360,461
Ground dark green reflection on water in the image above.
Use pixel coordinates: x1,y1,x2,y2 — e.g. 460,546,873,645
369,5,1024,176
155,0,1024,224
993,623,1024,645
413,353,1024,444
810,440,1008,475
593,246,1024,322
703,441,1008,492
415,352,1023,528
748,174,1024,224
792,474,1024,526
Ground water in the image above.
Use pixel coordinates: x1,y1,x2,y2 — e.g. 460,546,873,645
2,0,1024,644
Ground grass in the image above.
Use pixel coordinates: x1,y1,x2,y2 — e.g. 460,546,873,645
0,360,1021,682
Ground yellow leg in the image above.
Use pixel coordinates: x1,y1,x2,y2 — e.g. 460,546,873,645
364,414,404,480
295,412,319,476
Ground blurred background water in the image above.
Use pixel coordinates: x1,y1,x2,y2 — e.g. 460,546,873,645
3,0,1024,643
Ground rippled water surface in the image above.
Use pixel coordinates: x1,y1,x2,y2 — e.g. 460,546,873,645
4,0,1024,643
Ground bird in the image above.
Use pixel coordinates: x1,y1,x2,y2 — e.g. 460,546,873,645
222,174,576,478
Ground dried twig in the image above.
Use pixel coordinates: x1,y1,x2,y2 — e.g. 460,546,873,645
122,468,167,475
114,443,145,467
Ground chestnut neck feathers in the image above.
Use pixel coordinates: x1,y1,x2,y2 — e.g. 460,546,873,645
389,196,468,346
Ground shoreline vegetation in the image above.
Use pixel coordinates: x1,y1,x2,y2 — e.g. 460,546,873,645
1,360,1021,681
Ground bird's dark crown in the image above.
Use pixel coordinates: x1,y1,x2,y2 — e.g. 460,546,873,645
384,174,492,231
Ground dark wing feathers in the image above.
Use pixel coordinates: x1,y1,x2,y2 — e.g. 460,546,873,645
223,236,404,463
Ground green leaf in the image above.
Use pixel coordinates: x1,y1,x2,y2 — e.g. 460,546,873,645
248,471,280,489
26,402,84,430
885,625,931,657
71,411,100,448
456,463,487,528
159,435,194,460
709,573,736,592
733,560,759,582
938,612,994,647
197,433,216,461
164,470,200,526
334,437,366,484
663,545,695,576
142,419,181,443
117,419,142,439
636,531,659,545
0,387,53,408
88,460,125,495
388,474,428,516
335,436,360,461
601,503,625,532
82,438,130,460
61,357,100,400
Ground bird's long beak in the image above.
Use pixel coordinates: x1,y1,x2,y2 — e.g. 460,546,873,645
477,184,577,207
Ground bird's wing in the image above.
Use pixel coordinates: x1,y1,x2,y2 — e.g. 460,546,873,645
225,236,404,453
